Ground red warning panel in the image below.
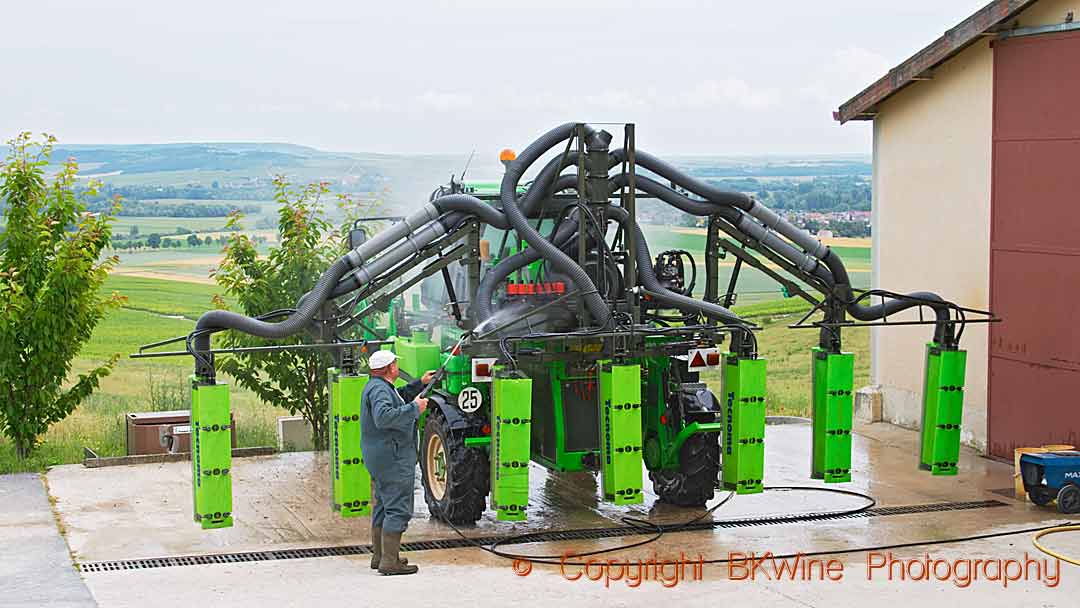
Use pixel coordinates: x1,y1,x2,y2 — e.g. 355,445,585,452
690,351,706,368
471,357,498,383
687,347,720,373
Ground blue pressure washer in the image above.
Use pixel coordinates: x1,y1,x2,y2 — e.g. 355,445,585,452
1020,451,1080,514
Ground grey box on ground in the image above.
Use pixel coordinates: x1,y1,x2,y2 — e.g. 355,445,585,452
854,386,883,423
126,410,236,455
278,416,314,451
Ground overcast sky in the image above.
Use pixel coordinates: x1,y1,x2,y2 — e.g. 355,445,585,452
2,0,989,156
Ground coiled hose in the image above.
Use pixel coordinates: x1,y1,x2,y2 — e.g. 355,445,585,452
606,206,747,327
612,147,953,338
499,123,612,327
474,188,582,322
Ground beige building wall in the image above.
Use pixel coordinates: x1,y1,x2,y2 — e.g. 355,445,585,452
868,0,1079,452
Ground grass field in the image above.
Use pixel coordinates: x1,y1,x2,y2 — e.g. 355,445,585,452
0,276,287,474
0,271,870,473
111,216,237,234
706,311,871,417
110,199,279,235
109,246,228,283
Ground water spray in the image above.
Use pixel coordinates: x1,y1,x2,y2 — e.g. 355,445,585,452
416,317,496,399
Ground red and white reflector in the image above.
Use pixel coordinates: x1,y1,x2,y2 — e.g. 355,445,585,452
471,357,498,383
687,347,721,373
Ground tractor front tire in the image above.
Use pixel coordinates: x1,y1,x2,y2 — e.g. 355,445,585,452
649,432,720,507
420,409,489,525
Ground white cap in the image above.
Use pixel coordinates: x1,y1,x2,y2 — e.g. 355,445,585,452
368,350,399,370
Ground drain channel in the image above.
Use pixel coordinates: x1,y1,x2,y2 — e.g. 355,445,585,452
77,499,1007,573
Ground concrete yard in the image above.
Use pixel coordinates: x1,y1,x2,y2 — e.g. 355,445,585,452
9,420,1080,607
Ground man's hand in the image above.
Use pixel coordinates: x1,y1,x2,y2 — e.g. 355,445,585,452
414,397,429,414
421,370,437,385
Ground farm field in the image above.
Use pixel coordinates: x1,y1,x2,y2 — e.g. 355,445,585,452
109,198,280,235
109,246,228,283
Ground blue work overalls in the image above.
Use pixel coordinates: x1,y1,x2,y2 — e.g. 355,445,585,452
360,376,424,533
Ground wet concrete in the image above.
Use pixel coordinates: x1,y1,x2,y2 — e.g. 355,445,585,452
0,473,96,608
44,420,1080,606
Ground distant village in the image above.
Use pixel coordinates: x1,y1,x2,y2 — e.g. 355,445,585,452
784,209,871,239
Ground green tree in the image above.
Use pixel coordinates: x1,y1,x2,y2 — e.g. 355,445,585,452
146,233,162,248
187,234,200,247
212,178,354,449
0,133,124,459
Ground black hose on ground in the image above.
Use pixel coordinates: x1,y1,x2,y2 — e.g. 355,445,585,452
500,123,612,327
439,486,879,568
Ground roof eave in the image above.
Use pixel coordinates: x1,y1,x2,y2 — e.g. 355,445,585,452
834,0,1037,124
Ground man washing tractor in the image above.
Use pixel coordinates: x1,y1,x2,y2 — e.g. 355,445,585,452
361,350,435,576
168,122,989,549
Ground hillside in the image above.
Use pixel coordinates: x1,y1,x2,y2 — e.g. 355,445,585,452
40,142,869,216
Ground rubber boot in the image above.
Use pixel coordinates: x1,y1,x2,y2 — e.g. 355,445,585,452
378,530,418,575
370,526,408,570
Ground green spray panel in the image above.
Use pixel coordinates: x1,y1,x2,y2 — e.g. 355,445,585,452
190,378,233,529
394,331,441,380
919,344,967,475
491,371,532,521
721,355,766,494
328,369,372,517
599,362,644,504
811,348,855,483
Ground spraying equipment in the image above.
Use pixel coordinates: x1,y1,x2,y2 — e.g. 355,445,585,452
135,123,994,527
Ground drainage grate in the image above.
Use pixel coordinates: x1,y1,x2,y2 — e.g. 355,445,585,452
77,499,1007,573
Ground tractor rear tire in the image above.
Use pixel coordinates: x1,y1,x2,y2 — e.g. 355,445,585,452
1057,484,1080,514
649,432,720,507
420,409,489,525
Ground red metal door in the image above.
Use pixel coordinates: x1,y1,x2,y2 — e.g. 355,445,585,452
989,30,1080,458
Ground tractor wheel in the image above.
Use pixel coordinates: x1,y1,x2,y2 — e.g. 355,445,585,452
649,432,720,507
1057,484,1080,514
1029,485,1055,507
420,409,489,524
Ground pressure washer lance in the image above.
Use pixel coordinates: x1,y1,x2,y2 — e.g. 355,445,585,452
416,327,479,400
